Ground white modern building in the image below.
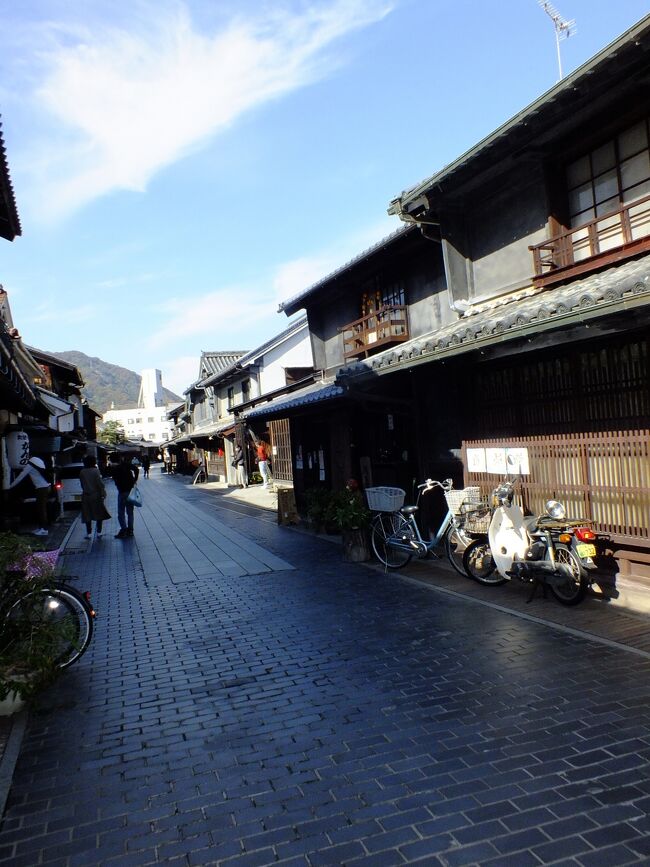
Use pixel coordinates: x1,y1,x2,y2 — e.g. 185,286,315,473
102,368,175,443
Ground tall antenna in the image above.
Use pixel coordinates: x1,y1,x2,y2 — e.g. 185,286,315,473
538,1,576,80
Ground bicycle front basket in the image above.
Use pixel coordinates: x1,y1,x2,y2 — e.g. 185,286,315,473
444,486,482,515
365,487,405,511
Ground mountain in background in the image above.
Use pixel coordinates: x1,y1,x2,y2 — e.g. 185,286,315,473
47,350,183,415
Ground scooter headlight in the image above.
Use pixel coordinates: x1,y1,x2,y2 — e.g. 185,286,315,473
545,499,566,520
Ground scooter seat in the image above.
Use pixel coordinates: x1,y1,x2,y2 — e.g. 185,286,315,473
522,516,539,532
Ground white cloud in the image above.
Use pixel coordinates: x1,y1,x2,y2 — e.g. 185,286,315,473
147,284,277,351
156,354,200,396
145,214,403,355
19,0,393,220
29,300,99,326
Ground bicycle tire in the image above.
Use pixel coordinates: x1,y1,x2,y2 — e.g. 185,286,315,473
371,513,413,569
8,584,94,669
443,523,473,577
462,539,505,586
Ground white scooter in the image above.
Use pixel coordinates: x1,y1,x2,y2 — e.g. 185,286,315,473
462,480,597,605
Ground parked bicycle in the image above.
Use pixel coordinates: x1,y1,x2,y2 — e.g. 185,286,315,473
367,479,483,574
3,549,96,669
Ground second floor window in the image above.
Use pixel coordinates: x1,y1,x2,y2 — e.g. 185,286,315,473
241,379,250,403
360,278,406,317
567,117,650,227
227,386,234,409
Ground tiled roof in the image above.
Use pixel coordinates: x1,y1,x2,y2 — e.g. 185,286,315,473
199,351,248,379
243,381,345,420
338,258,650,379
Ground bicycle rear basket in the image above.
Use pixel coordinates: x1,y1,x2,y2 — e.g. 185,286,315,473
461,505,491,534
365,487,405,511
444,486,482,515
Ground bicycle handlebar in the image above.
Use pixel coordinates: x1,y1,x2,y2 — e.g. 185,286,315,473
418,478,453,492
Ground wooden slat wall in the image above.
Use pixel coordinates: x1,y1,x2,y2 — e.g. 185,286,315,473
463,431,650,547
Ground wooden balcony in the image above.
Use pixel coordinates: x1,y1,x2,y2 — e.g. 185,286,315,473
340,305,409,359
530,193,650,287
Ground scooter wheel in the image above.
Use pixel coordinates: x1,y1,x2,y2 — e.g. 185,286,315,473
548,544,589,605
462,539,505,586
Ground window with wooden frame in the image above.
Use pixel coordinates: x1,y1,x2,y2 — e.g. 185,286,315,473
567,117,650,227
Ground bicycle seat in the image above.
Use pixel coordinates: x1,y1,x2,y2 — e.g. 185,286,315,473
401,505,419,516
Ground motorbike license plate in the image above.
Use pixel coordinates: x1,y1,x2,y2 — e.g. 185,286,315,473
576,543,596,558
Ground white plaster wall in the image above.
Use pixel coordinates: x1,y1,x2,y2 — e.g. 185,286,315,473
258,326,313,394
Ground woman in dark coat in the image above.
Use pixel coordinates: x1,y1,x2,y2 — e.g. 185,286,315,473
80,455,111,538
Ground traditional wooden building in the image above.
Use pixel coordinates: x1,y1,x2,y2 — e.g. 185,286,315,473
274,15,650,581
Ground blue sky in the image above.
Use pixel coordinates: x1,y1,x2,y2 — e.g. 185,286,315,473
1,0,648,397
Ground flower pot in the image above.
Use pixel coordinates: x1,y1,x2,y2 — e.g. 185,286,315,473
342,528,370,562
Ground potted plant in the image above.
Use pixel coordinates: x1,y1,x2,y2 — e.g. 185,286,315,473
303,487,334,533
327,480,371,562
0,533,75,716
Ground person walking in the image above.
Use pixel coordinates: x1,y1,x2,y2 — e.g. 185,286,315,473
141,455,150,479
111,454,138,539
233,444,248,488
256,439,272,489
80,455,111,539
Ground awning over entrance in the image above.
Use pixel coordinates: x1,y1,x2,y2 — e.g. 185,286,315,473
338,257,650,380
241,381,346,421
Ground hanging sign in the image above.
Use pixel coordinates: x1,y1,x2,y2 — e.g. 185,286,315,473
485,447,507,475
6,431,29,468
505,447,530,475
466,448,486,473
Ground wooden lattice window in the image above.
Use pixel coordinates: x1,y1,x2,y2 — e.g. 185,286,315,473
269,418,293,483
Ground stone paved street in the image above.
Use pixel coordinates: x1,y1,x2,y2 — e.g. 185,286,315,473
1,473,649,866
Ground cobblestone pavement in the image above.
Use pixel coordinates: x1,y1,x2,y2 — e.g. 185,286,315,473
1,474,649,866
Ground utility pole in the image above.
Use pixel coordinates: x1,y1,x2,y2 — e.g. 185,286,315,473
538,1,577,80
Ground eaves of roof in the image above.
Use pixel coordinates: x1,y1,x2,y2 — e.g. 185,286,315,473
337,258,650,380
278,225,416,315
27,347,85,386
389,14,650,215
0,118,21,241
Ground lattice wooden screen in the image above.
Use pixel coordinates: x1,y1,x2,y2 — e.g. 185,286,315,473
269,418,293,484
463,431,650,547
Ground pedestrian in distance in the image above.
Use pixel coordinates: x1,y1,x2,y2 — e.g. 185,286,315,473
233,444,248,488
7,456,51,536
256,439,272,489
141,454,150,479
111,454,138,538
80,455,111,539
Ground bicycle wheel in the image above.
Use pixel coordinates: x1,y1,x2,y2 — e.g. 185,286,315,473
371,513,413,569
8,585,94,669
462,539,505,586
443,523,474,577
548,544,589,606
